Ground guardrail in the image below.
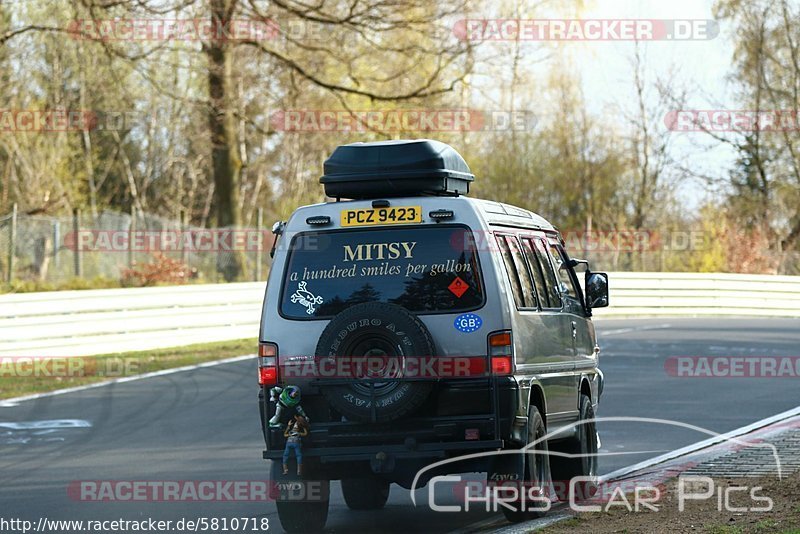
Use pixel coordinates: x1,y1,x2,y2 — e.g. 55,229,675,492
593,272,800,318
1,273,798,357
0,283,265,357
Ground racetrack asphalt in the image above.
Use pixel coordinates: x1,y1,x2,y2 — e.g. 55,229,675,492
1,317,798,533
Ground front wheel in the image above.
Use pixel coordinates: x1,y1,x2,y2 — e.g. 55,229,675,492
501,405,551,523
550,393,598,502
341,477,390,510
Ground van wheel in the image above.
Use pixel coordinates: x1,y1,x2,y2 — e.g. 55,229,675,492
341,477,390,510
550,394,598,502
315,303,435,423
276,500,329,533
502,405,551,523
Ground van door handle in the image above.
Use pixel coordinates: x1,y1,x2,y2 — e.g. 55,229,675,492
571,321,577,341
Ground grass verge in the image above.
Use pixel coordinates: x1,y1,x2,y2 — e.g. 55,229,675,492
0,338,255,400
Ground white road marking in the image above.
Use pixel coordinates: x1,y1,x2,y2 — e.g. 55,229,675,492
596,449,670,455
0,419,91,429
598,323,672,336
0,353,255,407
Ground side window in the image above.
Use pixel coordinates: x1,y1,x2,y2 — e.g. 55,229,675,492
548,243,580,300
507,236,536,308
496,235,535,308
521,238,549,308
532,238,562,309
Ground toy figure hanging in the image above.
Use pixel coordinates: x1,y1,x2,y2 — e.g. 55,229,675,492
269,385,308,428
283,415,309,476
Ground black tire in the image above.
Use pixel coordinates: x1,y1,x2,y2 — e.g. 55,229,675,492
341,477,391,510
276,500,329,533
315,302,435,423
270,461,329,532
550,394,598,502
502,405,551,523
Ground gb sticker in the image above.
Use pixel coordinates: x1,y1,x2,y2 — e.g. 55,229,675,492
454,313,482,333
291,281,324,315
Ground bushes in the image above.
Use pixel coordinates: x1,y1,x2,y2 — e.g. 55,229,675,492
121,253,196,287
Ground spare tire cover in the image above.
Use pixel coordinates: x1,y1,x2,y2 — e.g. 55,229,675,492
315,302,435,423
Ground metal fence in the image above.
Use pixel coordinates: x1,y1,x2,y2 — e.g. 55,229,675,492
0,205,271,286
2,205,799,287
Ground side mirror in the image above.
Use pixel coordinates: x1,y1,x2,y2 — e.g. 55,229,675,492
585,272,609,309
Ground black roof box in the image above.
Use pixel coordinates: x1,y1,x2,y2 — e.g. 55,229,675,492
320,139,474,199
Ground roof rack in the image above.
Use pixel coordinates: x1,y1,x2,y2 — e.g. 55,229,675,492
320,139,475,199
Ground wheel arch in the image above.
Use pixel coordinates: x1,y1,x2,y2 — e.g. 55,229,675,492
580,377,592,405
528,383,547,429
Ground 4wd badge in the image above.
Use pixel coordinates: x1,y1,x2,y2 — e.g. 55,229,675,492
454,313,482,333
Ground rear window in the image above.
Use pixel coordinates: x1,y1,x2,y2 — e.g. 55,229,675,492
280,225,485,319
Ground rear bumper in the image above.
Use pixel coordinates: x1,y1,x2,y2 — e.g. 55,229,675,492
260,377,518,486
264,438,504,487
262,438,503,463
259,376,518,445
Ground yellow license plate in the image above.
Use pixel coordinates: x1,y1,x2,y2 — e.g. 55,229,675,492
341,206,422,227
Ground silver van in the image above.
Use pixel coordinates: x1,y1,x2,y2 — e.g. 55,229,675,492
258,139,608,532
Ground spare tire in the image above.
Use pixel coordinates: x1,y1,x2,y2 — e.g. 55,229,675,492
315,302,435,423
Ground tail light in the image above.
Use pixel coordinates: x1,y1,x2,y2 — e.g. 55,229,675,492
488,331,513,375
258,342,278,386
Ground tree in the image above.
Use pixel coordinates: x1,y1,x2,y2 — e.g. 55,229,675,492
714,0,800,271
66,0,471,279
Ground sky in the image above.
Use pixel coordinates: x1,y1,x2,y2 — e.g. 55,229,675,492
574,0,732,107
461,0,739,209
567,0,739,207
460,0,742,209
